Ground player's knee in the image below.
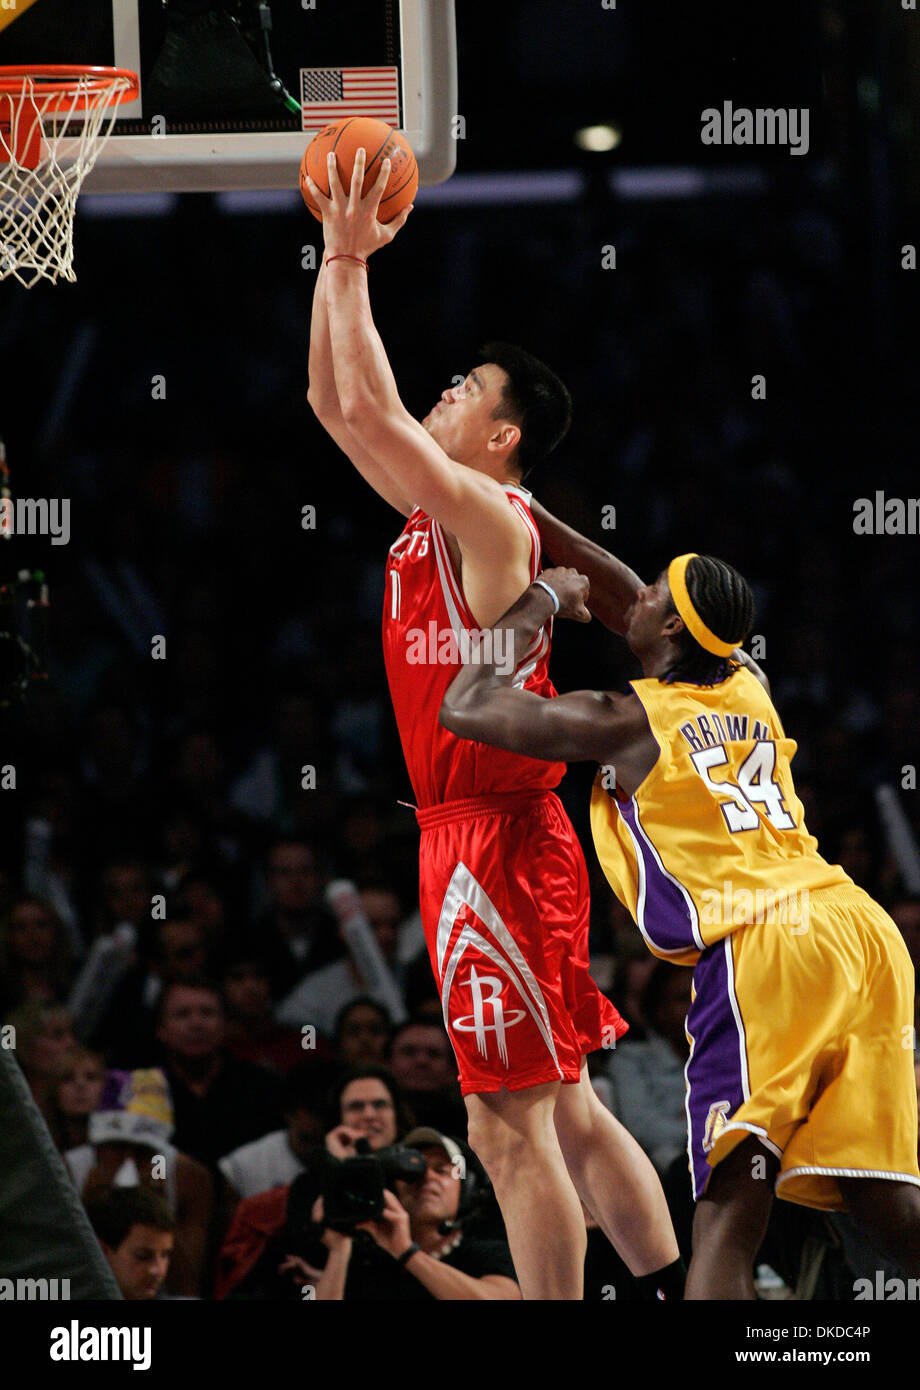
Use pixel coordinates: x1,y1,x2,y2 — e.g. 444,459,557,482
692,1181,772,1257
466,1115,538,1184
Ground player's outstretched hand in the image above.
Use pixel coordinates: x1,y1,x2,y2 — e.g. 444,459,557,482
535,567,592,623
304,147,413,260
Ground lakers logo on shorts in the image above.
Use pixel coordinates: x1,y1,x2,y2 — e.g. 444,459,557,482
703,1100,732,1153
451,964,525,1065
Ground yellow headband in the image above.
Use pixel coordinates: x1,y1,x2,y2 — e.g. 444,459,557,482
667,554,737,658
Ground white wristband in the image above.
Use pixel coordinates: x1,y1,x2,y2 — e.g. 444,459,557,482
533,579,560,614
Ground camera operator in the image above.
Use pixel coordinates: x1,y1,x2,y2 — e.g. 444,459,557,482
286,1129,520,1301
214,1065,410,1298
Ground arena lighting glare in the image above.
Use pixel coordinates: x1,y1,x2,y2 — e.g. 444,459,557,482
574,123,622,152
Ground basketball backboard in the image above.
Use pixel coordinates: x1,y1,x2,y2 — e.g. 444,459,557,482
0,0,456,192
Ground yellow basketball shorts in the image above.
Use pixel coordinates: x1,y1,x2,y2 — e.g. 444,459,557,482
685,885,920,1210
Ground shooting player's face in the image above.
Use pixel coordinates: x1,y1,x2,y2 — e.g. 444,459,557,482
421,364,515,467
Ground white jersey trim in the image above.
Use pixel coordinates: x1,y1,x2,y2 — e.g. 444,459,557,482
436,860,563,1076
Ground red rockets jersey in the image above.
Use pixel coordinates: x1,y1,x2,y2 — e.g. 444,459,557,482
382,484,567,809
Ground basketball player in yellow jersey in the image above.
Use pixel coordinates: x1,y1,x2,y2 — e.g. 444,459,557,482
439,543,920,1300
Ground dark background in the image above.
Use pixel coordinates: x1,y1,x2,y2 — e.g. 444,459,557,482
1,0,919,1022
1,0,920,1316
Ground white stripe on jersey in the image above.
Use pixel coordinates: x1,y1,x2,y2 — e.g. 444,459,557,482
430,491,549,686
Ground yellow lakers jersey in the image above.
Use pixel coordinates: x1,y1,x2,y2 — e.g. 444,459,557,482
589,665,851,964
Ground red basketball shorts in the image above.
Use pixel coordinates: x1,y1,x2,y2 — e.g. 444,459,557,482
415,789,627,1095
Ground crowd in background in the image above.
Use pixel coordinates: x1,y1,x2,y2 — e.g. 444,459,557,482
2,182,920,1299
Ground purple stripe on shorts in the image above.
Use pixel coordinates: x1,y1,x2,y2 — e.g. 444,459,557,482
618,798,699,954
686,939,747,1199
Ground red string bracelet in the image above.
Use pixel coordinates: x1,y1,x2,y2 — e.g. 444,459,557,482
325,254,368,271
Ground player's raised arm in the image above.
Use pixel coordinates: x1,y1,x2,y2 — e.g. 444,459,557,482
439,568,638,764
307,259,414,518
308,151,533,579
529,500,644,634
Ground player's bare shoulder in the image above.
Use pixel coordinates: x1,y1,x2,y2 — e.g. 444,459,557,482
592,687,658,782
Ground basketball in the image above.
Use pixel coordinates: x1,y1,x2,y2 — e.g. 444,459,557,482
300,117,418,224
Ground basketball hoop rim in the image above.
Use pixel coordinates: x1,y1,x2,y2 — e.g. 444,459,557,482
0,65,139,112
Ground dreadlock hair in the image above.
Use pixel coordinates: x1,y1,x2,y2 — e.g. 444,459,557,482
662,555,754,686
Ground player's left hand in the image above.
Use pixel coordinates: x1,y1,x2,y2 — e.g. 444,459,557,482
354,1188,414,1259
305,147,413,259
535,567,592,623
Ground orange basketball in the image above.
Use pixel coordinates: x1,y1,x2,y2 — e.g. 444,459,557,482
300,117,418,224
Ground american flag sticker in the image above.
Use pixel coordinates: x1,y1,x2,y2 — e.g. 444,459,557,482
300,67,401,132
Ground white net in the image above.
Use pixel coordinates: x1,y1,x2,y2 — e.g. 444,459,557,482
0,70,137,289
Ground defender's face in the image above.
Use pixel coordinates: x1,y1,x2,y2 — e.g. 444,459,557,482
625,572,674,653
421,363,510,464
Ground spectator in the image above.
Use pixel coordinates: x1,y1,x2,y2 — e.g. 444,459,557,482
219,950,312,1073
218,1062,334,1201
154,978,283,1166
46,1044,106,1151
274,886,407,1036
333,997,393,1068
156,803,212,895
213,1065,409,1298
253,839,343,998
609,944,657,1041
94,857,152,939
174,871,230,942
0,895,74,1016
301,1130,520,1301
229,690,324,826
65,1067,214,1298
5,1000,76,1115
86,1187,176,1301
606,962,693,1175
323,1066,408,1159
89,912,211,1066
388,1018,466,1136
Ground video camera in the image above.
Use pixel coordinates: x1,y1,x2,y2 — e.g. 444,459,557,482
321,1139,428,1233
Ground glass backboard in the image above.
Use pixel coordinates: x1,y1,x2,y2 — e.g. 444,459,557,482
0,0,457,191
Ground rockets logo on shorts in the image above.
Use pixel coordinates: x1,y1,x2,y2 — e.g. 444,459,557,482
452,965,527,1065
436,862,563,1077
415,787,628,1096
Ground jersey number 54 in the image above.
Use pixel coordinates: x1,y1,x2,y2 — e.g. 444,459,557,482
690,741,796,833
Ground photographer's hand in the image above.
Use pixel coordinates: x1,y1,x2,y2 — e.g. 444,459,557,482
355,1188,413,1259
279,1253,324,1285
309,1197,353,1300
324,1124,365,1159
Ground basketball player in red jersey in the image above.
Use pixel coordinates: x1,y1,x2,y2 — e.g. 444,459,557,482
304,151,681,1299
